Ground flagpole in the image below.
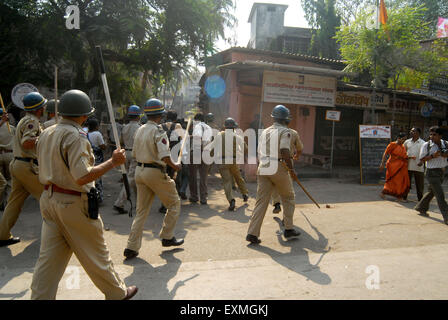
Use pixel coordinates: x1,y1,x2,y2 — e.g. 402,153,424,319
371,0,379,125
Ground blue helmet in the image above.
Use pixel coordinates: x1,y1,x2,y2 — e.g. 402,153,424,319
128,105,141,116
23,92,47,111
144,98,165,116
271,105,291,121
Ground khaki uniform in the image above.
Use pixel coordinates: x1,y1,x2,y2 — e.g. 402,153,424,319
0,114,44,241
247,123,295,237
271,128,303,205
114,120,140,209
126,120,181,252
207,130,248,202
42,117,56,130
0,122,15,203
30,119,127,300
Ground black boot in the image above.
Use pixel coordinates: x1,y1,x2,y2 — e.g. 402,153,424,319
228,199,236,211
273,203,281,214
162,237,184,247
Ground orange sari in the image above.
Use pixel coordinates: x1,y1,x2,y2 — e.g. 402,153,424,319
382,142,410,198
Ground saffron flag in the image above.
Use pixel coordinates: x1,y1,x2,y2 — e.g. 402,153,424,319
437,17,448,38
379,0,388,25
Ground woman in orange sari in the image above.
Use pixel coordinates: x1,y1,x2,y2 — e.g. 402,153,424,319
379,133,411,201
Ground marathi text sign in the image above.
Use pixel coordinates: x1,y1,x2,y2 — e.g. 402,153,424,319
262,71,336,107
336,91,389,109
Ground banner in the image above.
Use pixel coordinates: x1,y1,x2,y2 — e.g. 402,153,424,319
335,91,389,109
437,17,448,38
359,125,391,139
262,71,336,107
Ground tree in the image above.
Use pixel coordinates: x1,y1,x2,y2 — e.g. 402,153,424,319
301,0,341,59
0,0,235,113
335,5,446,123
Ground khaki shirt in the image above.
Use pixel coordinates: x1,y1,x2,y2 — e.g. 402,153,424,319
133,120,171,167
120,121,141,150
0,122,15,150
13,113,42,159
43,118,57,130
37,119,95,193
290,128,304,155
258,123,291,169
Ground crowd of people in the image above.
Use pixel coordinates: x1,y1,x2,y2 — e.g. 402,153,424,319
380,126,448,225
1,88,447,300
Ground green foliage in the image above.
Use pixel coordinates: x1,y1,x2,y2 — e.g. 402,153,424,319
335,5,446,90
301,0,341,59
0,0,235,110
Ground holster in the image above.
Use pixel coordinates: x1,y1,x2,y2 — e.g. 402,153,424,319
87,187,100,219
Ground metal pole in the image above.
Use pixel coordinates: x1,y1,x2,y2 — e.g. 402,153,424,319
54,66,59,123
331,119,335,174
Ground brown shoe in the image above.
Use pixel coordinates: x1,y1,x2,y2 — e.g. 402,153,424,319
123,286,138,300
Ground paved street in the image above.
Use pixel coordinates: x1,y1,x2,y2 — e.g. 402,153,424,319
1,167,448,300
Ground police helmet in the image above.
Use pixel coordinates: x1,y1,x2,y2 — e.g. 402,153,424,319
23,92,47,112
58,90,95,117
206,113,215,123
224,117,238,129
46,99,60,114
271,105,291,121
144,98,165,116
128,105,141,116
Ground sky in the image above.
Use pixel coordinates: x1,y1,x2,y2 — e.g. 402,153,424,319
216,0,309,51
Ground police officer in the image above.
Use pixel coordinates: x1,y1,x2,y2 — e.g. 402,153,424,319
113,105,141,214
271,127,303,213
0,109,15,209
0,92,46,247
42,99,59,129
124,98,184,260
246,105,301,244
30,89,138,300
207,117,249,211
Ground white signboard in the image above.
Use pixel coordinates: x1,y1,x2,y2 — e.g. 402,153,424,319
11,83,38,110
262,71,336,107
325,110,341,121
359,125,391,139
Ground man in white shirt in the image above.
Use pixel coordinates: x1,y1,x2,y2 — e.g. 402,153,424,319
414,126,448,225
189,113,212,204
403,127,425,201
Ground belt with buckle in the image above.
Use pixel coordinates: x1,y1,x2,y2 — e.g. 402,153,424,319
137,162,166,172
15,157,38,165
0,149,12,154
44,184,82,196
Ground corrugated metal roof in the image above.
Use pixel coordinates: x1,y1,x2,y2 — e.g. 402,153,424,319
211,47,345,66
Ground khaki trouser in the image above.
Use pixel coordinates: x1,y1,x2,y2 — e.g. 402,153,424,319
0,159,44,240
0,152,13,180
31,190,127,300
126,166,181,252
247,164,295,237
219,164,248,202
0,172,6,203
0,152,13,204
271,175,294,205
114,151,137,208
